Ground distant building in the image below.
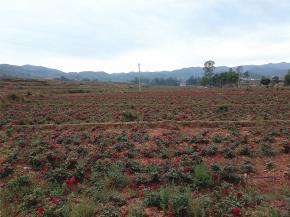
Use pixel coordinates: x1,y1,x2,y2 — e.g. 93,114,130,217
179,81,186,87
240,78,260,86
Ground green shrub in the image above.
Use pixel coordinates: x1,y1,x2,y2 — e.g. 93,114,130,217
261,143,275,156
144,191,161,207
66,200,96,217
91,188,105,203
221,163,241,184
144,187,193,216
20,194,39,212
240,161,255,173
210,162,221,172
123,111,138,121
129,209,145,217
240,145,253,157
160,187,170,211
282,141,290,153
222,148,235,158
6,128,13,137
0,163,13,178
165,168,192,184
216,104,229,113
126,161,141,172
109,195,126,206
194,164,213,188
250,207,288,217
171,193,191,216
265,160,275,170
107,163,129,188
8,175,30,190
99,206,120,217
201,145,218,156
212,134,223,143
7,93,21,101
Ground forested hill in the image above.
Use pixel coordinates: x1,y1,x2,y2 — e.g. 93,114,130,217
0,62,289,82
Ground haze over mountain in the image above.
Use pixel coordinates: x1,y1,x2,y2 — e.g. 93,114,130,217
0,62,289,82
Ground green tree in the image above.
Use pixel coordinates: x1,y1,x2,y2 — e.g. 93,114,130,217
284,70,290,86
186,76,201,85
243,71,250,78
260,77,271,87
201,69,239,87
151,77,179,86
203,60,215,77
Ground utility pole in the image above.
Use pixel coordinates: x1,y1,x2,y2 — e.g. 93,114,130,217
138,63,141,92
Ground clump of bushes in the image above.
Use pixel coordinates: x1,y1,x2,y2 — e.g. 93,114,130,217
240,161,255,173
265,160,275,170
221,163,242,184
216,104,229,113
144,187,192,216
282,141,290,153
99,206,120,217
0,163,14,178
194,164,214,188
222,147,235,158
63,200,96,217
240,145,253,157
7,93,22,101
122,111,138,121
261,143,275,156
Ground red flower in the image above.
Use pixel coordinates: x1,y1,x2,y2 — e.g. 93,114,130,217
191,191,198,198
223,188,230,194
211,173,219,179
65,176,77,185
36,207,44,214
40,164,48,174
93,153,101,160
236,192,243,199
249,144,255,149
182,166,190,173
65,179,71,185
231,207,241,216
70,176,76,183
148,183,157,190
137,184,144,191
50,197,60,204
50,143,56,149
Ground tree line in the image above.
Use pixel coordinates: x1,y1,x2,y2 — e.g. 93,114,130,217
131,77,179,86
131,60,290,87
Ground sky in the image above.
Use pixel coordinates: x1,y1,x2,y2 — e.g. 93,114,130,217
0,0,290,73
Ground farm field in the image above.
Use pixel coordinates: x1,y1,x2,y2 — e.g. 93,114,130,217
0,79,290,217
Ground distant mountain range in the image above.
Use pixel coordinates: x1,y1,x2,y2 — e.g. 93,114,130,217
0,62,289,82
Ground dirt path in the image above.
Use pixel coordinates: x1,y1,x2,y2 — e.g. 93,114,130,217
3,119,290,130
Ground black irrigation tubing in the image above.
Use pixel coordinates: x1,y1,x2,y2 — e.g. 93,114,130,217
3,120,290,130
251,176,278,179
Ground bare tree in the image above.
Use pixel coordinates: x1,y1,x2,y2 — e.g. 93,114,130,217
203,60,215,77
236,66,243,88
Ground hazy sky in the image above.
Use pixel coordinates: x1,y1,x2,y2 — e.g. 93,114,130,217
0,0,290,73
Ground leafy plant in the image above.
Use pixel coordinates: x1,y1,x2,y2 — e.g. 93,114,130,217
194,164,214,188
123,111,138,121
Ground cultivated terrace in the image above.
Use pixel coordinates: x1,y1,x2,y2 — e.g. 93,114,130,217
0,79,289,217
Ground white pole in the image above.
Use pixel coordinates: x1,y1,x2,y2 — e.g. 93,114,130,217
138,63,141,92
